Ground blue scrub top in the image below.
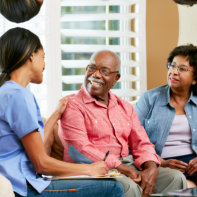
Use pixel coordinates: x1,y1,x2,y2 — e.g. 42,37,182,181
0,81,50,196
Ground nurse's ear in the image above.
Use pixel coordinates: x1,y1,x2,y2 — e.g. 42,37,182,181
29,53,36,63
192,79,197,85
37,0,44,3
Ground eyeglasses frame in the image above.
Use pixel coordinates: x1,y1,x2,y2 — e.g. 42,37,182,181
167,63,194,73
86,65,119,76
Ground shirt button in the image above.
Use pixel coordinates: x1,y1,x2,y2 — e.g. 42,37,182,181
128,123,130,126
147,121,150,124
189,115,192,119
193,129,196,132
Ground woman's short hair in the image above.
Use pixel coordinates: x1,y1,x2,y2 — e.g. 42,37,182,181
167,44,197,94
173,0,197,6
0,27,43,86
0,0,43,23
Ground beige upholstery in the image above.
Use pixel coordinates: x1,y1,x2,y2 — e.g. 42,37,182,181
42,117,64,160
0,175,15,197
50,122,64,160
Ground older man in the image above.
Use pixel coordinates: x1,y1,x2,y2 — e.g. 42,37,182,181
58,50,187,197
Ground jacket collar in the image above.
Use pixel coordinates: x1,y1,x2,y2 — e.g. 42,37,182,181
188,89,197,106
161,85,197,106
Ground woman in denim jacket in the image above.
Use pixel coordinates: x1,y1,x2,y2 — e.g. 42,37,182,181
135,44,197,187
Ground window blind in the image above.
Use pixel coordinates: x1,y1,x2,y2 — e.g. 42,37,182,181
60,0,147,103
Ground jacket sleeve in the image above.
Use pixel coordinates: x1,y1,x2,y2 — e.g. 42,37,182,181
134,92,150,127
60,101,122,169
128,107,160,170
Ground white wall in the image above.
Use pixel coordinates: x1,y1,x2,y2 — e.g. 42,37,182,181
178,4,197,45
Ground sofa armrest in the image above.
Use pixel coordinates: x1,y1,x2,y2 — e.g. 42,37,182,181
0,175,14,197
50,122,64,160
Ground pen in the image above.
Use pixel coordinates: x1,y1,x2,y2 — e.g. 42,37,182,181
65,189,77,192
103,150,110,161
45,188,77,192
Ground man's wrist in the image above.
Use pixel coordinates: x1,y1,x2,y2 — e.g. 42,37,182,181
142,161,158,169
116,164,130,175
160,159,168,167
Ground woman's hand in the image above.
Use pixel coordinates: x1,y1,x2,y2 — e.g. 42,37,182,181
44,94,74,154
55,94,75,119
161,159,188,173
186,157,197,175
88,161,109,176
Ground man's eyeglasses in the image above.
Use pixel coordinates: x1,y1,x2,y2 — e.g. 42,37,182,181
86,65,119,76
167,63,194,73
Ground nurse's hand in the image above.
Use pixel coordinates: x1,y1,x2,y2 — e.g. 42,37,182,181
88,161,109,176
55,94,75,119
43,94,75,154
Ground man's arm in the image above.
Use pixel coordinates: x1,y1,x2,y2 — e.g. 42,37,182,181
59,101,121,169
128,106,160,196
128,107,160,169
140,161,159,197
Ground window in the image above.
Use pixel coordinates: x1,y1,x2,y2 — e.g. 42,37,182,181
56,0,146,112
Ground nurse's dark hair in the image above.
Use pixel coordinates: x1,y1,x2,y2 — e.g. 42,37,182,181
173,0,197,6
0,27,43,86
0,0,43,23
167,44,197,95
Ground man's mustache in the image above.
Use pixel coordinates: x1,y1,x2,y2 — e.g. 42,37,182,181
88,76,105,85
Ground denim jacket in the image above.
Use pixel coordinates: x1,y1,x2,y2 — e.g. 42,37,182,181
135,85,197,156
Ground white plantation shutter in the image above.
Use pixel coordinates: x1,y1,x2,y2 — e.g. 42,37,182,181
59,0,147,105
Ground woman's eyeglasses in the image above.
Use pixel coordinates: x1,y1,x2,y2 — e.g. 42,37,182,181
167,63,194,73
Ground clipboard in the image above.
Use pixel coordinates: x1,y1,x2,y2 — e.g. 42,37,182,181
41,170,121,180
